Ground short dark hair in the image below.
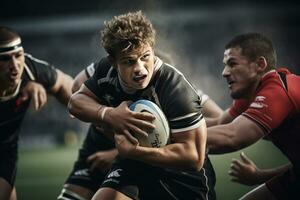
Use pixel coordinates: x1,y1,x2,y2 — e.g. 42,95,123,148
225,33,277,70
0,26,21,45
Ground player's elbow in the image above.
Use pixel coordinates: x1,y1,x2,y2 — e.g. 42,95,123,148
67,93,80,116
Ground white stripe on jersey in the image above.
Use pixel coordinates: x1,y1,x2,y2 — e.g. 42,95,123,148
171,118,205,133
202,168,210,200
154,56,163,71
24,64,36,81
25,53,50,66
169,112,199,122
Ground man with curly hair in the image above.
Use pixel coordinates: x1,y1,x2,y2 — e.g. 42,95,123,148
67,11,216,200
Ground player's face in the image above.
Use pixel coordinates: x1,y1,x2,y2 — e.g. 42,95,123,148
114,43,155,90
0,48,25,89
222,47,260,99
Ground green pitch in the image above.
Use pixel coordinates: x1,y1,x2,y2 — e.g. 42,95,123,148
16,141,288,199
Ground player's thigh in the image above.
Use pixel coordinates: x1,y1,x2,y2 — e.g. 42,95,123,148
58,184,94,200
92,187,133,200
0,178,13,200
239,184,276,200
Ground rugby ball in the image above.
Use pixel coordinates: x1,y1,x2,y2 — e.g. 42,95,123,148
129,100,170,148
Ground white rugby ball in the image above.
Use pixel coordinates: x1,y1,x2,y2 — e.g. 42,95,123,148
129,100,170,148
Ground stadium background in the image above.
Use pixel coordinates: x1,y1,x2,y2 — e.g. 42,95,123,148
1,0,299,199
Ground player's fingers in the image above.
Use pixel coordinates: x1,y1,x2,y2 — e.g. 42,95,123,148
230,164,241,172
128,124,148,138
129,117,155,133
32,90,39,110
134,111,156,122
231,159,246,169
41,89,47,107
37,91,45,110
228,169,239,177
240,152,253,164
116,131,138,145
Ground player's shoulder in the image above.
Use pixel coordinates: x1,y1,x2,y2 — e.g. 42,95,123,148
24,53,50,68
155,59,184,82
92,57,116,79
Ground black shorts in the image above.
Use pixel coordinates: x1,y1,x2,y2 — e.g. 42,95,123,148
0,143,18,187
101,156,216,200
266,167,299,200
64,125,115,192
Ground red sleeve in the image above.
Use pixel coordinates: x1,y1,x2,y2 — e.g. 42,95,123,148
242,82,294,134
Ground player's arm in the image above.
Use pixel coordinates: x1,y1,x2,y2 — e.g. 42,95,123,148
202,98,223,118
230,152,292,185
68,85,155,143
71,69,88,93
207,115,264,154
49,69,74,106
205,108,234,127
115,119,207,171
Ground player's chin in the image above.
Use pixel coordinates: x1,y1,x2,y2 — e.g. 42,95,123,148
132,82,148,90
230,90,244,99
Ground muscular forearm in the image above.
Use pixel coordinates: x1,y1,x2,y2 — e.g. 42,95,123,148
207,124,240,154
126,126,207,171
130,143,204,171
68,92,109,124
53,83,73,106
51,70,74,106
207,116,264,154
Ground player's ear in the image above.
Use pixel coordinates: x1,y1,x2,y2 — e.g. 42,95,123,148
107,55,117,68
256,56,268,72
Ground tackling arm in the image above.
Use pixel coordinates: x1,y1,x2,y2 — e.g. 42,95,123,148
205,108,234,127
49,69,74,106
207,115,265,154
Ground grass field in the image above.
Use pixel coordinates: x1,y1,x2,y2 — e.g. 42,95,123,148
16,140,288,200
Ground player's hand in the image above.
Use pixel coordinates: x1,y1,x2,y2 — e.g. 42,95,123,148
114,132,138,158
87,149,118,173
21,81,47,110
229,152,261,186
105,101,155,144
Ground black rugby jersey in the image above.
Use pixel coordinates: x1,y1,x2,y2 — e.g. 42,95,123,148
84,57,203,133
0,53,57,145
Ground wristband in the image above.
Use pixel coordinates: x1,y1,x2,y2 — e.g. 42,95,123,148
100,107,108,121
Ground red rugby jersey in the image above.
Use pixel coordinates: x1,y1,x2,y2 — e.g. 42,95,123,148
229,68,300,168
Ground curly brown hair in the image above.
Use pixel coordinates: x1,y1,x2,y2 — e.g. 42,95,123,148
101,11,156,57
